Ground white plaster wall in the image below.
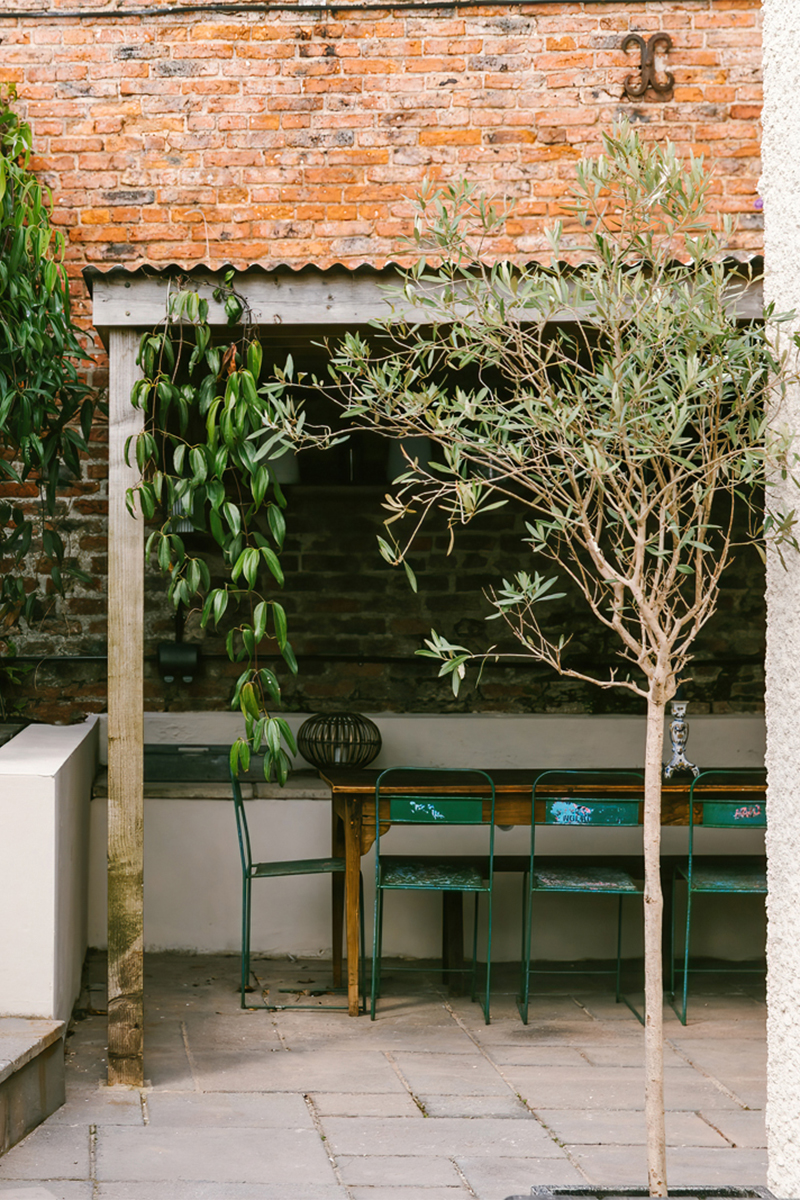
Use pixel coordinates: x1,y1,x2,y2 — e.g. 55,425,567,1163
87,792,766,961
87,711,766,961
0,719,98,1021
762,4,800,1193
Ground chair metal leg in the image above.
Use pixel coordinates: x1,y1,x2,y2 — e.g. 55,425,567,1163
615,894,623,1004
241,875,252,1009
667,874,691,1026
482,892,492,1025
613,895,644,1026
679,885,693,1026
370,882,383,1020
470,892,479,1003
517,877,533,1025
670,870,677,1003
358,873,366,1014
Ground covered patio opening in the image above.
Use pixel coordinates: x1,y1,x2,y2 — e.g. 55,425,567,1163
88,262,769,1088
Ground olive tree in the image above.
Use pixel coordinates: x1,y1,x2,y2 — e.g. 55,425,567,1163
264,124,797,1194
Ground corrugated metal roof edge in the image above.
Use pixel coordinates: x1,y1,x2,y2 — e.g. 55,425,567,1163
82,255,765,296
82,261,411,296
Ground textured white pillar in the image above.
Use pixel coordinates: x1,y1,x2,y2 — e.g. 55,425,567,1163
762,5,800,1195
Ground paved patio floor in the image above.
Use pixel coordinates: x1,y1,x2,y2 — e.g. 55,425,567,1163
0,953,766,1200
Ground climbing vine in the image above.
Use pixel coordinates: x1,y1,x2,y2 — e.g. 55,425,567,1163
0,87,96,633
127,273,297,782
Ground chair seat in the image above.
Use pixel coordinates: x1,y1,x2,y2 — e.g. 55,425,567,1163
252,856,345,879
677,859,767,893
380,856,486,891
532,864,641,893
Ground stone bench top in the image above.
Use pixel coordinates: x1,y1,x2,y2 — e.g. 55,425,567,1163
0,1019,65,1088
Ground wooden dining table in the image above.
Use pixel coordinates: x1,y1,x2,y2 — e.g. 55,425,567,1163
319,766,766,1016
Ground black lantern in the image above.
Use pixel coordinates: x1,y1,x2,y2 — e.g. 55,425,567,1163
297,711,381,769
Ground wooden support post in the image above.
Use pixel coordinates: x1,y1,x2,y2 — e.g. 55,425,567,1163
107,328,145,1087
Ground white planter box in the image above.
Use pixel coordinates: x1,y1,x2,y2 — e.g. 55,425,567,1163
0,720,99,1021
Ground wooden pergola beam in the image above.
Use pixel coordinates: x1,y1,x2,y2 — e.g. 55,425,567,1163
85,263,766,348
106,328,144,1087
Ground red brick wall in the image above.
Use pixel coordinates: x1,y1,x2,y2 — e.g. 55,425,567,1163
2,0,763,289
0,1,765,722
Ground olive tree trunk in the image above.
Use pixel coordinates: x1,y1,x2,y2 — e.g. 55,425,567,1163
644,689,668,1196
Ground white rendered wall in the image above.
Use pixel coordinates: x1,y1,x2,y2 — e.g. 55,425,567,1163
87,712,766,960
762,5,800,1194
0,719,98,1021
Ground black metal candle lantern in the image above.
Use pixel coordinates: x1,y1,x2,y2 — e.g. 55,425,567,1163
297,711,381,769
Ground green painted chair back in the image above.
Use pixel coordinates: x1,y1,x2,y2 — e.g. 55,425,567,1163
371,767,497,1023
519,768,646,1025
230,769,364,1013
671,767,767,1024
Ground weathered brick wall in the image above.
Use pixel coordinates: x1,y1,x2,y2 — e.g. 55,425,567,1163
0,0,766,721
15,481,766,724
2,0,763,284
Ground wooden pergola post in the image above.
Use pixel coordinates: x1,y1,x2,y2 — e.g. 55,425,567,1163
106,328,145,1086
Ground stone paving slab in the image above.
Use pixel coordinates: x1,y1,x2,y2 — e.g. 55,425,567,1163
456,1153,586,1199
667,1037,767,1078
95,1186,347,1199
47,1085,143,1127
576,1042,685,1069
180,1013,284,1052
503,1066,744,1112
348,1190,468,1199
140,1050,196,1092
420,1095,531,1119
484,1045,600,1069
534,1110,729,1148
337,1154,464,1187
569,1144,768,1187
390,1051,511,1097
189,1048,409,1094
703,1110,767,1149
144,1090,313,1126
95,1125,335,1183
321,1115,564,1159
0,1127,89,1180
0,1186,92,1199
310,1093,422,1118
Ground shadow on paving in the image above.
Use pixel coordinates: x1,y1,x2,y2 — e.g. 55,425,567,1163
0,952,766,1200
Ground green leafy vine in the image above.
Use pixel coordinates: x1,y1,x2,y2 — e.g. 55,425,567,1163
0,86,96,633
127,272,297,782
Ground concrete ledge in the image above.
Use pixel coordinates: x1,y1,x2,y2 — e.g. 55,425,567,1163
91,768,331,801
0,1019,65,1157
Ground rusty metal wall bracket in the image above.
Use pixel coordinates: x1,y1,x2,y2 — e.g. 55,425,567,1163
621,32,674,101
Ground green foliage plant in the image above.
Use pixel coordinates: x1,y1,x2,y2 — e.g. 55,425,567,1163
127,272,298,783
0,87,96,633
263,122,799,1194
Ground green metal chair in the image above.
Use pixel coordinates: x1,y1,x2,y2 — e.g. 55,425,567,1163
231,770,365,1011
670,767,767,1025
518,768,646,1025
371,767,497,1023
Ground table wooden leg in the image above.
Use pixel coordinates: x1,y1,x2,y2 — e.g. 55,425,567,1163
442,892,466,995
345,797,362,1016
332,806,345,989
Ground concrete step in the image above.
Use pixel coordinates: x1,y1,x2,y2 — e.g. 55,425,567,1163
0,1020,65,1157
